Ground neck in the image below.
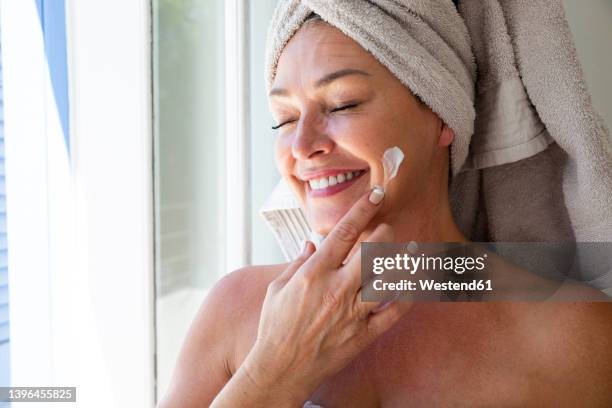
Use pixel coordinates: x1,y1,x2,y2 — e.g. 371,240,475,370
360,180,467,244
376,200,466,243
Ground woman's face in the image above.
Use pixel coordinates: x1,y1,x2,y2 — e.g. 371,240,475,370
269,21,451,235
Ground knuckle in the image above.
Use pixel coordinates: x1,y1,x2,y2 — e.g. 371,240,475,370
334,222,360,244
355,202,373,220
354,301,369,320
321,289,341,310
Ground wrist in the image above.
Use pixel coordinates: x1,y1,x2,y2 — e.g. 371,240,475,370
240,345,312,406
211,365,303,408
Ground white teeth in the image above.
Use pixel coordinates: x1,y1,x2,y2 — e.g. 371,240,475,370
308,170,363,190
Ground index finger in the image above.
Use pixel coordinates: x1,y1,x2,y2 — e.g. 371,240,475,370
309,185,385,268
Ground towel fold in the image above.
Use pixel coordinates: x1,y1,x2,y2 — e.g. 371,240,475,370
261,0,612,289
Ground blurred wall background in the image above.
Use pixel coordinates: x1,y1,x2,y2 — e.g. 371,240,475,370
563,0,612,137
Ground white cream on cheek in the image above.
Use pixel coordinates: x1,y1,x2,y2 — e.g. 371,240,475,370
309,146,405,249
382,146,405,188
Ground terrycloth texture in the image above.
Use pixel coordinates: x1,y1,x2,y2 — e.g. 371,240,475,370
265,0,477,176
263,0,612,287
453,0,612,286
451,0,612,244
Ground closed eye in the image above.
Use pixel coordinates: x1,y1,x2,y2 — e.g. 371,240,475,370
271,119,297,130
272,103,360,129
330,103,359,113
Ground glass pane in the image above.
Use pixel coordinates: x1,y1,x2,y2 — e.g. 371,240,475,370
153,0,226,399
249,0,286,265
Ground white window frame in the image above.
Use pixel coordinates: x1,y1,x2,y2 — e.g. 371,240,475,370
67,0,155,406
225,0,252,272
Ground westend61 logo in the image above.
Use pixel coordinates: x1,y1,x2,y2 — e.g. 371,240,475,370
372,252,488,275
362,242,612,302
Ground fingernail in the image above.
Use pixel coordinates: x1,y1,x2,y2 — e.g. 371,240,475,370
369,185,385,204
301,240,310,254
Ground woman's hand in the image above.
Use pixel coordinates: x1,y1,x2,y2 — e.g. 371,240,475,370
214,186,413,406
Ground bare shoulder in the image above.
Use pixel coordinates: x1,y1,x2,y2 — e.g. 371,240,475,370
215,263,287,324
215,263,288,314
195,262,289,370
158,263,288,407
515,302,612,405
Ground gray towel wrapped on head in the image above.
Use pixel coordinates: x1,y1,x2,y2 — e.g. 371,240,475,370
261,0,612,288
265,0,477,176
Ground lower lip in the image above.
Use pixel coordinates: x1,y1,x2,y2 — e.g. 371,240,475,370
306,170,368,198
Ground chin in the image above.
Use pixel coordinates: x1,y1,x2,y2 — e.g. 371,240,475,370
306,206,348,236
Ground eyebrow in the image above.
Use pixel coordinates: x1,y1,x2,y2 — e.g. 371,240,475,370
269,68,371,97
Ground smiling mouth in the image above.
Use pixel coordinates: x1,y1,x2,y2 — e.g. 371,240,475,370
304,169,369,198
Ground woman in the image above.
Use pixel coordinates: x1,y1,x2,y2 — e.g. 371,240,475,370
159,2,612,407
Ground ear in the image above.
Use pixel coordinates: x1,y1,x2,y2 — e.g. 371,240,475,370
438,124,455,147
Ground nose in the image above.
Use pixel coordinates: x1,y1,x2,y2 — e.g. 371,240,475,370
291,112,334,160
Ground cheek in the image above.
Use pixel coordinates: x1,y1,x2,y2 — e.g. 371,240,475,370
274,135,308,202
328,116,379,155
330,107,436,194
274,135,292,176
330,113,401,167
